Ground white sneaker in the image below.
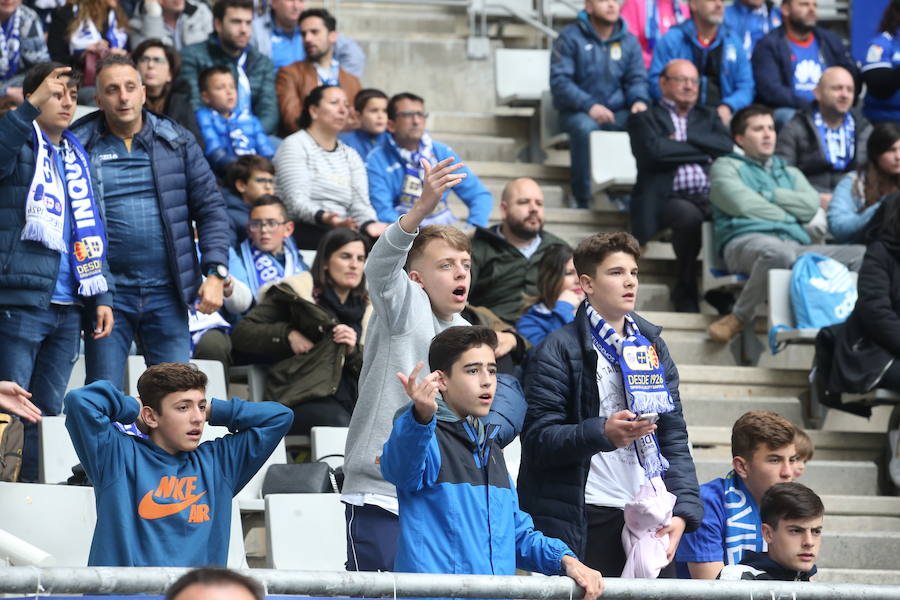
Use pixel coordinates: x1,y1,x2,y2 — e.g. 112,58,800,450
889,429,900,489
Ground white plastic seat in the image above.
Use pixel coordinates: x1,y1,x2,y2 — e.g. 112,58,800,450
38,416,80,484
539,90,568,149
503,435,521,485
767,268,858,350
311,426,348,470
126,356,228,400
265,493,346,570
494,48,550,106
66,355,86,392
0,482,96,566
589,130,637,191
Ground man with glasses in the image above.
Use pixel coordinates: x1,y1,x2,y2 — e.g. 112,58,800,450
365,92,493,228
627,59,733,313
275,8,360,137
648,0,754,127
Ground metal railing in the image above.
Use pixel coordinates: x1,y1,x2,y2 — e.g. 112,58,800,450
2,568,900,600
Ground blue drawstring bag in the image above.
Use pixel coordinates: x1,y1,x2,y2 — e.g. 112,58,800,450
768,253,857,353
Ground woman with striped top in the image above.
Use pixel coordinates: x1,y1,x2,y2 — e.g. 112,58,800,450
274,84,387,249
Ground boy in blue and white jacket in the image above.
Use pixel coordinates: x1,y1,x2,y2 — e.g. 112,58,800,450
381,325,603,599
195,65,274,177
64,362,293,566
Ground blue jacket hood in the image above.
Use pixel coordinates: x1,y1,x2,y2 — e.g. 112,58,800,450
577,10,627,44
740,550,818,581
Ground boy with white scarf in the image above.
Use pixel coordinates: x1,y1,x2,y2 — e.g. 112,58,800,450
0,61,113,482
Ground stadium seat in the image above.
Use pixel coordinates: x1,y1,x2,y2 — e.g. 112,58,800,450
701,222,747,294
0,482,96,566
589,130,637,192
264,493,346,570
311,426,348,469
38,416,80,484
227,498,248,568
503,435,521,485
126,356,228,400
66,355,86,392
539,90,568,149
228,364,268,402
494,48,550,106
236,439,289,512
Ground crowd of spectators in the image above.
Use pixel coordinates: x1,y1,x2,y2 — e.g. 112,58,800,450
0,0,891,589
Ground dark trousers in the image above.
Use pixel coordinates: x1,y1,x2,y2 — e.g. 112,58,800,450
291,398,351,436
584,505,676,578
193,327,232,372
345,502,399,572
659,192,708,309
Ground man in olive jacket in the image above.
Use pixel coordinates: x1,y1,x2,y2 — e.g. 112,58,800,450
469,178,566,325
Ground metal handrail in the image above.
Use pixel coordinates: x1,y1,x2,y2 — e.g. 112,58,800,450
1,568,900,600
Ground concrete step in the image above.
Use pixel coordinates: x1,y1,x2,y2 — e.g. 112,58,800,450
438,133,520,163
468,161,570,182
429,110,531,139
682,396,804,427
819,531,900,570
678,365,809,388
689,426,884,461
816,569,900,584
356,38,500,114
823,404,897,434
480,179,569,209
823,514,900,532
821,494,900,517
336,3,466,37
693,458,878,495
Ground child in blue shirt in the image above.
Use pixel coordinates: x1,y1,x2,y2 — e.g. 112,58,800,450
381,325,603,599
196,66,274,177
64,362,293,566
339,88,389,160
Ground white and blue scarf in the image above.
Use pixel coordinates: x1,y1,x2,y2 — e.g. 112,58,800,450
388,132,454,225
0,9,22,81
814,109,855,171
315,59,340,86
239,237,306,297
69,7,127,53
22,122,108,297
646,0,685,52
235,48,252,117
722,470,765,564
586,302,674,479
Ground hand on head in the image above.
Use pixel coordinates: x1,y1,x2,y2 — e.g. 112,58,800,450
28,66,72,108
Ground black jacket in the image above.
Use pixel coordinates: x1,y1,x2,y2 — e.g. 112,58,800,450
719,550,816,581
517,304,702,559
775,103,871,194
751,25,859,109
627,101,733,243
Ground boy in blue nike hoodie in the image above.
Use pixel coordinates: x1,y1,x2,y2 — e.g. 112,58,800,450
64,362,293,566
381,326,603,600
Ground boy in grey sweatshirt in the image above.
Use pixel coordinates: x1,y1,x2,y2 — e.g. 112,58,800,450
341,157,472,572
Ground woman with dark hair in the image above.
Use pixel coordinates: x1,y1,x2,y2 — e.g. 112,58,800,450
861,0,900,124
130,38,202,144
274,84,386,249
828,122,900,243
516,244,583,347
231,227,371,434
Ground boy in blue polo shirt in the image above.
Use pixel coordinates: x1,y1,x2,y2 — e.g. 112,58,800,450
381,325,603,600
676,411,797,579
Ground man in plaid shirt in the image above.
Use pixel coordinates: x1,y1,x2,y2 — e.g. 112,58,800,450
627,59,734,313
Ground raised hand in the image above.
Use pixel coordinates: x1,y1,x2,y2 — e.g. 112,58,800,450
27,66,72,109
396,361,442,424
399,157,467,233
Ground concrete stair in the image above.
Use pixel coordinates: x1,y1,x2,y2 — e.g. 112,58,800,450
333,1,900,584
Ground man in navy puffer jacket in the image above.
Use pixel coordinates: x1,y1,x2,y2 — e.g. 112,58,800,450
70,55,229,389
551,0,649,208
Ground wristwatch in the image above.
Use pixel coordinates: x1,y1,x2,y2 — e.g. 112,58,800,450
206,264,229,280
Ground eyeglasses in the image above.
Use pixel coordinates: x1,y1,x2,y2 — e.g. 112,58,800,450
395,110,429,120
664,75,700,87
253,176,274,185
248,219,287,232
137,55,168,65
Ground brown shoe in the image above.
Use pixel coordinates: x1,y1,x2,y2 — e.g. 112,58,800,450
708,314,745,344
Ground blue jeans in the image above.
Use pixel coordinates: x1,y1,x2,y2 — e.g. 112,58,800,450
0,304,81,482
84,285,190,389
560,109,629,207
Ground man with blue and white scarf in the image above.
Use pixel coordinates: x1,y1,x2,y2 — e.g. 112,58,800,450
365,92,493,229
518,231,701,578
0,62,113,482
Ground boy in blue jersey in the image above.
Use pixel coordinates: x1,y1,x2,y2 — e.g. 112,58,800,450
861,0,900,125
196,65,274,177
675,411,797,579
339,88,389,160
64,362,293,566
381,326,603,599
